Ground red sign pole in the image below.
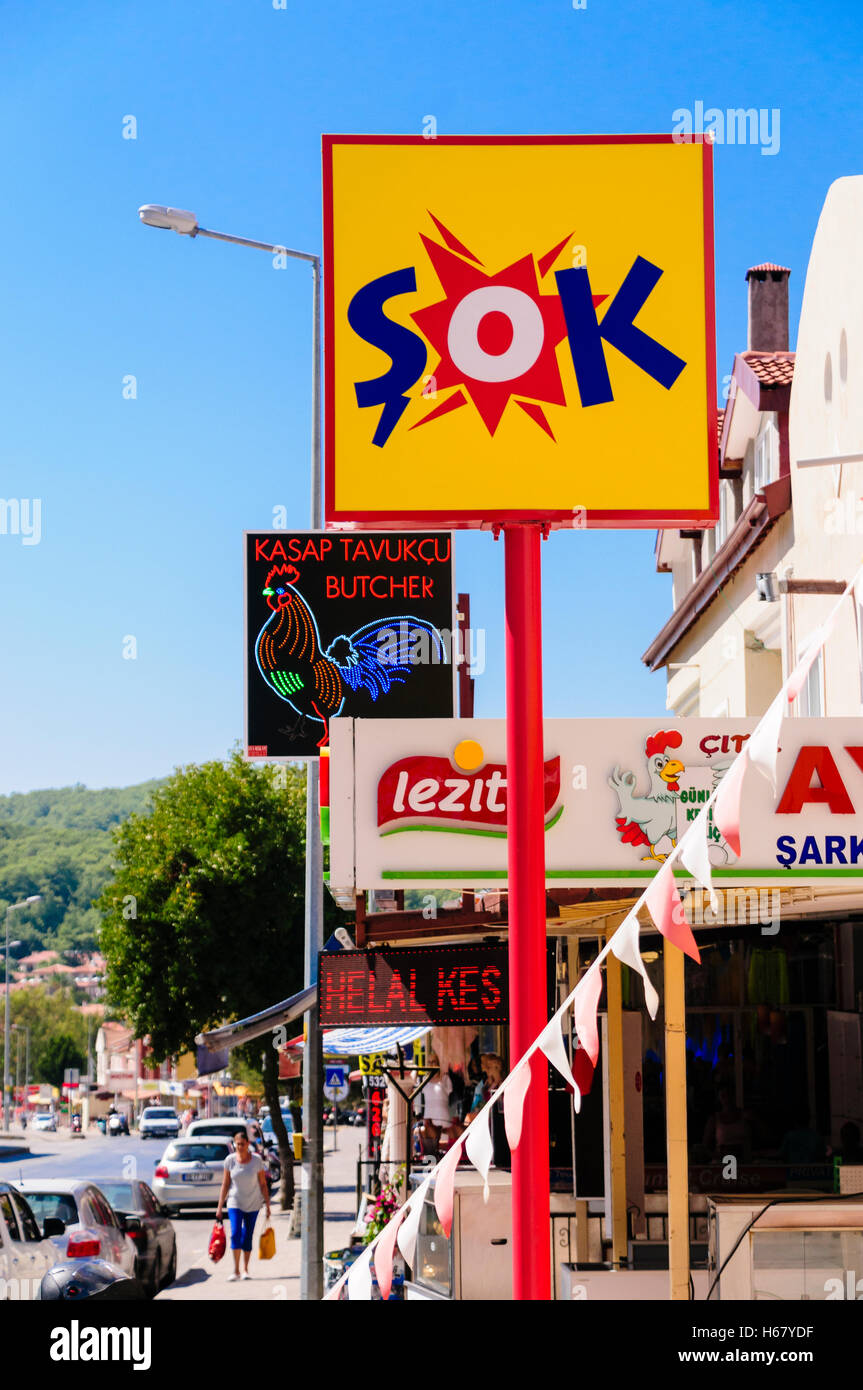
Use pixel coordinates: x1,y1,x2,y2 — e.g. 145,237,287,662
504,523,551,1300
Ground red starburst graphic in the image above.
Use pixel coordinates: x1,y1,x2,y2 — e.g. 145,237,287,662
410,216,606,439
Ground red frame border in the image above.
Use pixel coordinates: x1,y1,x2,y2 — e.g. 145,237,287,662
322,134,718,532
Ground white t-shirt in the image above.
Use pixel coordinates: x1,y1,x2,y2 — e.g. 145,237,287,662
224,1151,265,1211
422,1075,453,1125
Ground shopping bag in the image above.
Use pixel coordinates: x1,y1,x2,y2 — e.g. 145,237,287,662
258,1222,276,1261
208,1219,226,1263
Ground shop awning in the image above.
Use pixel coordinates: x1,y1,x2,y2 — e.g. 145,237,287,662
196,985,316,1053
320,1025,431,1057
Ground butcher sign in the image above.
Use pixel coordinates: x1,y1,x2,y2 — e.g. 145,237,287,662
323,134,716,530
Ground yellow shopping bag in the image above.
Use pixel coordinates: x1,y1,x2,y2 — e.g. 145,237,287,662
259,1222,276,1261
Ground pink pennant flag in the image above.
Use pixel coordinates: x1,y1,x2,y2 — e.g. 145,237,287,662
503,1060,532,1151
432,1134,466,1238
572,960,603,1064
678,805,717,911
573,1046,595,1096
644,861,700,962
713,749,748,858
373,1204,407,1302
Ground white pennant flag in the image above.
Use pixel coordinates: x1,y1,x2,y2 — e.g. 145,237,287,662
745,690,785,794
677,804,718,912
610,914,660,1019
503,1060,532,1151
464,1106,495,1202
539,1014,581,1112
396,1175,432,1270
346,1241,375,1301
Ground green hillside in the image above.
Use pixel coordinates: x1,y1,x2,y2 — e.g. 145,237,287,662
0,781,163,955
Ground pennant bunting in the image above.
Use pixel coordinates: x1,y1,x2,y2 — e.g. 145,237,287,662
432,1135,465,1238
713,748,748,857
609,913,660,1018
745,690,785,794
539,1014,580,1111
572,959,604,1064
346,1240,375,1301
502,1059,532,1151
644,860,700,962
464,1107,495,1202
373,1204,407,1302
573,1045,595,1096
678,804,718,911
396,1174,432,1269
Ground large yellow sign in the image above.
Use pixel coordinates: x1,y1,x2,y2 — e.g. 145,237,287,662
323,135,716,530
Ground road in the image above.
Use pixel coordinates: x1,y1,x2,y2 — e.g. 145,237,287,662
0,1124,366,1300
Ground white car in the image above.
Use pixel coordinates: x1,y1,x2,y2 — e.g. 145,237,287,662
152,1136,234,1215
31,1113,56,1133
186,1117,257,1143
0,1182,61,1295
139,1106,181,1140
15,1180,138,1278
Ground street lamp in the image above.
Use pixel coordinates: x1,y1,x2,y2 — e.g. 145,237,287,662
138,204,324,1299
3,896,41,1131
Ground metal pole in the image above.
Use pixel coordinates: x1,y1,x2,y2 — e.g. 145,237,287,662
664,939,690,1299
3,909,10,1132
504,525,551,1300
301,254,325,1302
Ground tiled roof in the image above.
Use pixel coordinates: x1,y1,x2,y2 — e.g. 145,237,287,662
740,350,795,386
745,263,791,277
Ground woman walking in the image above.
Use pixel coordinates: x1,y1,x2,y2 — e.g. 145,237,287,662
216,1130,271,1282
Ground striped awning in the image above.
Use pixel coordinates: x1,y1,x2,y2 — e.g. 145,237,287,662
320,1025,431,1058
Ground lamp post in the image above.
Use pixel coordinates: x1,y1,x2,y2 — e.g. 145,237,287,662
138,205,325,1299
3,896,41,1131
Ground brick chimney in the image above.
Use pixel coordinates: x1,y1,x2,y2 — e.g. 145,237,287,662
746,264,790,351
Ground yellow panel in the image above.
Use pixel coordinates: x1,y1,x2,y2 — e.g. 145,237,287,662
324,136,716,528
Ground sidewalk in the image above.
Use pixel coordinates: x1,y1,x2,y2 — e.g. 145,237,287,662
164,1132,366,1301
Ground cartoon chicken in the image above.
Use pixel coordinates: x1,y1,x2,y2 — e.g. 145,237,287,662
608,730,685,863
254,563,446,746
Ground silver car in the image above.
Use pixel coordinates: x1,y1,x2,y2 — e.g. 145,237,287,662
152,1136,233,1215
15,1180,138,1278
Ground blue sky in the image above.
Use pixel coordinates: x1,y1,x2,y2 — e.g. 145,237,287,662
1,0,860,792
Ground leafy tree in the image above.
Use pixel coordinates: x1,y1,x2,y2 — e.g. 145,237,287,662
97,752,339,1207
39,1034,85,1089
7,986,89,1084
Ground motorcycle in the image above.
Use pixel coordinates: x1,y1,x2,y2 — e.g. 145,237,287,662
71,1114,82,1133
107,1113,128,1137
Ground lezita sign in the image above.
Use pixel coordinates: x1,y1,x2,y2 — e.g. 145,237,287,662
330,717,863,890
323,134,716,529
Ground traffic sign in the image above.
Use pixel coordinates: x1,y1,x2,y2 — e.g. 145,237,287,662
323,1064,349,1102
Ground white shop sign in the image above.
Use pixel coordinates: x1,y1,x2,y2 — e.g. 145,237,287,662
329,717,863,891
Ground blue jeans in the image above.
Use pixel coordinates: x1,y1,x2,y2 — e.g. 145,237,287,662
228,1208,259,1252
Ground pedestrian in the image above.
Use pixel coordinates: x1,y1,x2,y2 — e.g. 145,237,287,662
216,1130,271,1282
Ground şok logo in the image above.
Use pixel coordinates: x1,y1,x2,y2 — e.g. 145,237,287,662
348,213,688,448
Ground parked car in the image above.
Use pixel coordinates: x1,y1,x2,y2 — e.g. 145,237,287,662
0,1182,64,1292
260,1112,294,1147
31,1112,56,1133
15,1181,139,1279
186,1117,257,1143
90,1179,177,1299
138,1106,181,1140
40,1258,144,1301
152,1136,233,1215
